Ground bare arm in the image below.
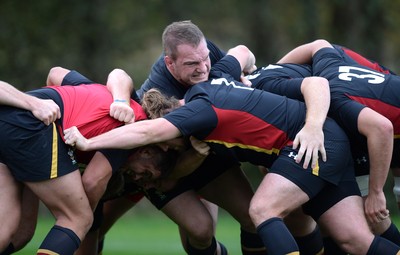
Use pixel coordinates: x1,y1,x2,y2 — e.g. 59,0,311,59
107,69,136,123
47,66,135,123
64,118,182,151
169,136,210,179
277,39,333,64
0,80,60,125
227,45,257,75
358,108,392,224
293,76,330,168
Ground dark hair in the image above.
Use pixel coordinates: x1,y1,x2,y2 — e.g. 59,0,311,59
149,145,179,178
162,20,205,60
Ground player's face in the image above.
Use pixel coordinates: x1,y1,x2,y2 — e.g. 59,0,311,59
166,39,211,86
124,160,161,183
156,137,187,152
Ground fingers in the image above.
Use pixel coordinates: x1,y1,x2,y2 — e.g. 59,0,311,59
110,102,135,123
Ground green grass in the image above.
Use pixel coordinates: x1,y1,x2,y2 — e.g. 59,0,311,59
13,199,400,255
14,168,400,254
14,202,241,255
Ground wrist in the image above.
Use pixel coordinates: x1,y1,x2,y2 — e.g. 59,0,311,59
114,99,128,103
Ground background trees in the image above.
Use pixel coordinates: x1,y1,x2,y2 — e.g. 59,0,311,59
1,0,398,90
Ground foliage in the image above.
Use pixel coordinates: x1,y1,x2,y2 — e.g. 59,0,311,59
1,0,399,90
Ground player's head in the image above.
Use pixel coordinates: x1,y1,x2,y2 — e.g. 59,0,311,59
141,88,186,152
162,20,211,86
141,88,181,119
123,145,178,183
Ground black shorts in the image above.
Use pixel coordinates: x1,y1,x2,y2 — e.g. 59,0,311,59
0,115,77,182
269,118,359,219
145,153,238,209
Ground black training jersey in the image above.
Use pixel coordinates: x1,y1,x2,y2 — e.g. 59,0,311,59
313,47,400,139
247,63,311,101
136,39,226,99
163,55,306,168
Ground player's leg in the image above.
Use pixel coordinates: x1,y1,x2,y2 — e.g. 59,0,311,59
178,198,220,253
250,172,309,254
26,170,93,255
284,207,324,255
318,194,400,254
198,165,266,254
161,190,223,255
0,163,23,253
10,186,39,252
259,165,324,254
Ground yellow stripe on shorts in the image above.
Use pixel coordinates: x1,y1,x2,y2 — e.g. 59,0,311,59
50,123,58,179
37,248,60,255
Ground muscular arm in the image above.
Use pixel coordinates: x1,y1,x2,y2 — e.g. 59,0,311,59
169,136,209,179
358,108,392,223
226,45,257,75
0,80,60,125
277,39,333,65
64,118,183,151
294,76,330,168
106,69,136,123
47,66,135,123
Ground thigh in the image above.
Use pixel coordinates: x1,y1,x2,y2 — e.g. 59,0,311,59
250,173,309,226
318,195,374,254
198,165,255,230
25,170,92,235
162,190,214,236
0,163,23,234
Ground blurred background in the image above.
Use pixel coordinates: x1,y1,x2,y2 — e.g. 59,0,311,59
1,0,399,216
1,0,399,90
3,0,400,253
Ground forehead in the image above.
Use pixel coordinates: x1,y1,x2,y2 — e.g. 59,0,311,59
175,40,209,63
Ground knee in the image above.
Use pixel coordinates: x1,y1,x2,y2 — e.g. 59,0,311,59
249,200,269,226
184,219,214,246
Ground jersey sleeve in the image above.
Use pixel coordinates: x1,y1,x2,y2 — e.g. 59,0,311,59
98,149,133,173
61,70,95,86
163,99,217,139
206,39,226,65
248,65,304,101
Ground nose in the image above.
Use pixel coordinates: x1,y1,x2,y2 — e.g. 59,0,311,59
156,143,169,152
133,174,142,181
196,60,209,73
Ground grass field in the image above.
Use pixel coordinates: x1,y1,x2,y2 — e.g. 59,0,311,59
14,200,242,255
13,207,400,255
13,192,400,255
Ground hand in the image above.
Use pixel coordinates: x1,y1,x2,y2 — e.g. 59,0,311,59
31,98,61,125
64,126,88,150
110,101,135,123
240,75,253,87
293,123,326,169
364,191,390,224
189,136,210,157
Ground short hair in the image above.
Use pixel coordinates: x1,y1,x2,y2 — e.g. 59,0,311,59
162,20,205,60
141,88,181,119
124,145,179,180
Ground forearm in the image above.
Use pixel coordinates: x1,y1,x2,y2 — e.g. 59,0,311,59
0,81,38,109
227,45,257,74
65,118,182,151
277,39,332,65
358,109,393,194
301,77,330,128
107,68,134,102
366,129,393,194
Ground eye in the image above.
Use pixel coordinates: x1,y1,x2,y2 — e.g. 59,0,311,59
142,170,153,180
